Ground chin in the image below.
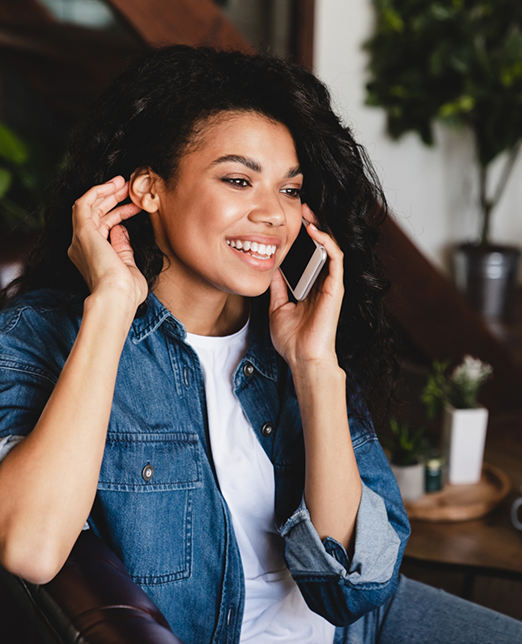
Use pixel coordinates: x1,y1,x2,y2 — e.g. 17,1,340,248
227,280,271,299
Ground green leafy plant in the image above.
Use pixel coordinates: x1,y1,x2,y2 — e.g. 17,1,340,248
422,355,493,418
364,0,522,245
380,418,425,466
0,119,53,232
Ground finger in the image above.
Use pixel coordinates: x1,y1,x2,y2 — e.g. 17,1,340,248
74,184,137,241
77,176,126,209
306,223,344,287
301,204,343,277
101,202,143,231
73,177,128,221
89,182,132,219
307,223,342,260
269,269,290,313
110,225,137,267
301,203,319,227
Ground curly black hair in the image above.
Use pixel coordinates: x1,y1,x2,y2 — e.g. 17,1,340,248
11,45,397,425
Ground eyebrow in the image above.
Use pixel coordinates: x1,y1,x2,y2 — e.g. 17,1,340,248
211,154,302,178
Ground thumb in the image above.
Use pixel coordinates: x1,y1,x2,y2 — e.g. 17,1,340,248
110,225,137,267
269,269,290,314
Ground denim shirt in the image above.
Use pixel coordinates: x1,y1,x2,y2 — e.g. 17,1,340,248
0,288,410,644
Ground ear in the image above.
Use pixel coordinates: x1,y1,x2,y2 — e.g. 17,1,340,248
129,168,161,214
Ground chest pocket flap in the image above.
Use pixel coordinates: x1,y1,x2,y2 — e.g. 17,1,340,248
98,432,202,492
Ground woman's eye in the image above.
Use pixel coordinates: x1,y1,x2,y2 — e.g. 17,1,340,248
281,188,301,199
223,177,250,188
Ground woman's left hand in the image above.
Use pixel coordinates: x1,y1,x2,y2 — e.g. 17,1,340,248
269,204,344,372
271,205,360,551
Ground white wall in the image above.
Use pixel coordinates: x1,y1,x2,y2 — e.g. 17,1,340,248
314,0,522,279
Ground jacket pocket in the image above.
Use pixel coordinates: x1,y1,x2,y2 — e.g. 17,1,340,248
95,431,202,584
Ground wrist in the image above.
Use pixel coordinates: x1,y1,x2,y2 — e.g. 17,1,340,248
291,359,345,392
84,289,140,330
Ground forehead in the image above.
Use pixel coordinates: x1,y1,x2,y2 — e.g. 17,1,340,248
181,111,299,166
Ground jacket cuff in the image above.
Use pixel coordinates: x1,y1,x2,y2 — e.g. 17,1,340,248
279,482,400,585
0,434,23,461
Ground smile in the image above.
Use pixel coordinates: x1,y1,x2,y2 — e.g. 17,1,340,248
226,240,277,260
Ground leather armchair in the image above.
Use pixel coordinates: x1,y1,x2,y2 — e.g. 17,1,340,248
0,530,184,643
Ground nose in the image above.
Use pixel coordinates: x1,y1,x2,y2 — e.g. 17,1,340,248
248,189,287,227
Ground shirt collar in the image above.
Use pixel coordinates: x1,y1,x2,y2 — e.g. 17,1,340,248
245,293,278,382
130,292,185,344
129,291,278,382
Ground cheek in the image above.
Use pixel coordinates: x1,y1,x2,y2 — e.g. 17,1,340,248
288,210,303,244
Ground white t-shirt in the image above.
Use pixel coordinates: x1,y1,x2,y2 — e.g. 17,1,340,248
186,321,336,643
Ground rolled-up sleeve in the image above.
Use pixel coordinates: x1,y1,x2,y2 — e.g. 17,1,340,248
279,433,410,626
0,434,24,460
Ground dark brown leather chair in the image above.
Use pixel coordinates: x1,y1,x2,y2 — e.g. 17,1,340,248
0,530,184,643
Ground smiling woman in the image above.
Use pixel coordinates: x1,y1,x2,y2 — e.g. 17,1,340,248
0,45,520,644
130,113,303,334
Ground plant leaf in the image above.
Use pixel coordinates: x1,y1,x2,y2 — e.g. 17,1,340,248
0,167,13,198
0,121,28,165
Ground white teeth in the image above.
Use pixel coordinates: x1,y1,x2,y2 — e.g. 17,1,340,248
227,240,276,257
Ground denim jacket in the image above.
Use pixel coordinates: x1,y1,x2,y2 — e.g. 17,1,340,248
0,288,410,644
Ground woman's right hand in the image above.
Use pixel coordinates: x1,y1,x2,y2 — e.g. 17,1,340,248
0,176,151,584
68,175,148,312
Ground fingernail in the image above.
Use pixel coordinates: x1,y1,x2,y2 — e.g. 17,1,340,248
308,223,317,231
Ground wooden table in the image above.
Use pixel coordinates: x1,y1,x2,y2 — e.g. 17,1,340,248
403,411,522,598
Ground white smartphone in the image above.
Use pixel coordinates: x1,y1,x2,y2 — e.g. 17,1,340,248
280,220,327,301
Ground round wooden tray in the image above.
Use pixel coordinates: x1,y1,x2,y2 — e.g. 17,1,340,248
404,462,511,522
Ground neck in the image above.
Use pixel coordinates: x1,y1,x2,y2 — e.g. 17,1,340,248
153,271,250,337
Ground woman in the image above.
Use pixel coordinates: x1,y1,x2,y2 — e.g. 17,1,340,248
0,46,519,644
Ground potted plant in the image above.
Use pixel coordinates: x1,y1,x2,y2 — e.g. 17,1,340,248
422,355,492,484
380,418,425,501
364,0,522,319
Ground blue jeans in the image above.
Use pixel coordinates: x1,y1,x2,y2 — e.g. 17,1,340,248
334,575,522,643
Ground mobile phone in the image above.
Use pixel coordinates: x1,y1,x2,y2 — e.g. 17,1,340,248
280,220,327,301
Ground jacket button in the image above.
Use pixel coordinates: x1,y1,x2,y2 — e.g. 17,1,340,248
261,422,274,437
142,463,154,482
243,362,255,377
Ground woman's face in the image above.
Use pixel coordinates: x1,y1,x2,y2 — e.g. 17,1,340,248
148,111,304,299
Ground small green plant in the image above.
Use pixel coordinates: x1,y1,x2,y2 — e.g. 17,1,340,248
422,359,451,420
422,355,492,418
380,418,425,467
0,119,55,232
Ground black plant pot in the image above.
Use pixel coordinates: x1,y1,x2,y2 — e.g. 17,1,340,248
454,243,521,320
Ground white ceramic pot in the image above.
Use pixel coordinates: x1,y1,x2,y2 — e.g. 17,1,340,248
443,405,488,485
391,461,425,502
